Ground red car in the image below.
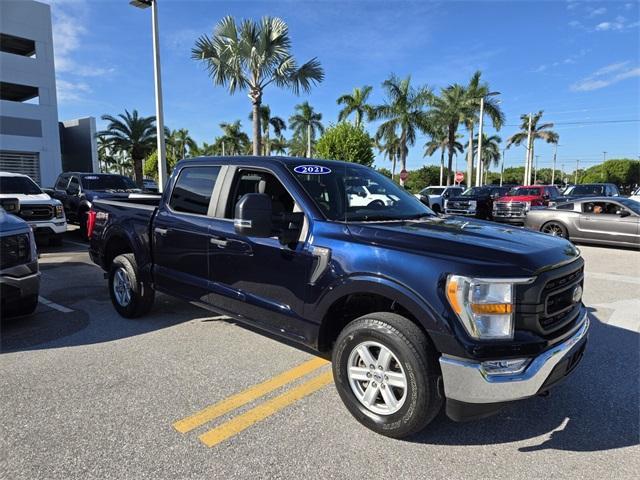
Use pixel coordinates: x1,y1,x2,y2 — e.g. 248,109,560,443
493,185,561,224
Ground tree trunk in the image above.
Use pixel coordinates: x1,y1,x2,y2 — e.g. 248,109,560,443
440,149,445,185
132,156,143,187
250,88,262,156
466,124,474,187
446,126,455,186
307,125,312,158
392,155,397,182
264,129,270,156
399,131,407,187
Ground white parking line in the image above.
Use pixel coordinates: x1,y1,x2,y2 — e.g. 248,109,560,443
38,296,74,313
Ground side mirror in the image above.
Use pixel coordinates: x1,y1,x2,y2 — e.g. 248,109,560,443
617,209,630,218
0,197,20,214
234,193,273,237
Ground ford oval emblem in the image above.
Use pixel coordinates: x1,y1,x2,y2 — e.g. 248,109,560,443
293,165,332,175
572,285,583,303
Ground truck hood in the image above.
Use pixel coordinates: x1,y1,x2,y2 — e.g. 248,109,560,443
496,195,542,203
0,192,53,203
347,216,579,275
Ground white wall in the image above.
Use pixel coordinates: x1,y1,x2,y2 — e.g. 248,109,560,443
0,0,62,187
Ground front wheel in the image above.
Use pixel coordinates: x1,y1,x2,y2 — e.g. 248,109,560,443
332,312,443,438
541,221,568,239
108,254,155,318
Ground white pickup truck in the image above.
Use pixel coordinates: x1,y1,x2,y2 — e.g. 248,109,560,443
0,172,67,245
415,185,464,213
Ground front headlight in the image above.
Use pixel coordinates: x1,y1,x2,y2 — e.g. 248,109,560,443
55,204,64,218
524,201,531,211
446,275,515,340
468,200,477,207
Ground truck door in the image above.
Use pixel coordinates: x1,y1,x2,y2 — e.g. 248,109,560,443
578,200,637,243
152,165,221,302
206,167,313,341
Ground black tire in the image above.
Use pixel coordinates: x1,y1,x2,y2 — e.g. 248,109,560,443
78,210,88,240
108,253,155,318
432,204,441,214
3,294,39,318
367,199,385,209
541,221,568,239
332,312,443,438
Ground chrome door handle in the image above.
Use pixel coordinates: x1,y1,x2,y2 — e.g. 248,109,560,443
154,227,168,235
210,237,228,248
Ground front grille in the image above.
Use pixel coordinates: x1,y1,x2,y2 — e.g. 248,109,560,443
18,204,53,221
494,201,526,217
539,266,584,332
0,233,30,269
448,201,470,209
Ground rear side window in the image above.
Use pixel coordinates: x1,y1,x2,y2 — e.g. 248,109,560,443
169,166,220,215
556,203,574,210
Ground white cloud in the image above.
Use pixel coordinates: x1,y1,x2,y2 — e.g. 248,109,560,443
587,7,607,18
571,61,640,91
593,14,639,31
534,49,589,73
56,79,91,102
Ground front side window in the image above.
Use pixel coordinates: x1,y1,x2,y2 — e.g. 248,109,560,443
566,185,604,196
0,176,42,194
55,175,69,190
582,201,620,215
289,162,433,221
169,166,220,215
68,177,80,193
421,187,445,196
227,170,295,218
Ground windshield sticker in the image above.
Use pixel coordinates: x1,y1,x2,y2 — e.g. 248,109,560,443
84,176,100,180
294,165,332,175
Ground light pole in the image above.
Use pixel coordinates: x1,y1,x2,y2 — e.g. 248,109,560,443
130,0,167,192
475,92,500,187
551,143,560,185
500,148,506,186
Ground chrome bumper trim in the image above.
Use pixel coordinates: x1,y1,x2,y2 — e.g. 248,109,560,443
439,312,589,404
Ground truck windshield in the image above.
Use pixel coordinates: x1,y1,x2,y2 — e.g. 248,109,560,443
0,176,42,195
80,175,139,191
509,187,542,196
420,187,445,196
461,187,490,196
564,185,604,196
289,162,433,222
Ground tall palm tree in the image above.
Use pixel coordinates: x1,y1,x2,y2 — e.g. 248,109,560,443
463,71,505,186
428,85,472,186
96,134,113,173
287,133,308,157
473,133,501,182
218,120,250,155
192,16,324,156
174,129,197,159
289,101,324,157
337,85,374,127
98,109,156,186
248,105,287,156
375,130,403,182
507,111,559,183
373,75,432,186
425,127,463,186
269,136,288,155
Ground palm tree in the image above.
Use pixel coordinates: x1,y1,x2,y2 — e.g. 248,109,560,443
463,71,505,186
287,133,308,157
98,109,156,186
248,105,287,156
428,85,472,186
190,141,218,157
375,130,403,182
289,101,324,157
425,127,463,186
174,129,197,159
507,111,559,183
473,133,501,182
269,136,288,155
192,16,324,156
218,120,250,155
337,85,374,127
96,134,113,173
372,75,432,186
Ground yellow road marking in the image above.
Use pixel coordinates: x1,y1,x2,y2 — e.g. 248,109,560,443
173,357,328,434
199,370,334,447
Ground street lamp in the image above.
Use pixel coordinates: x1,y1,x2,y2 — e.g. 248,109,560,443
130,0,167,193
475,92,500,187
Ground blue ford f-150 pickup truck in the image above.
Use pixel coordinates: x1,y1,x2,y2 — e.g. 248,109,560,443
88,156,589,438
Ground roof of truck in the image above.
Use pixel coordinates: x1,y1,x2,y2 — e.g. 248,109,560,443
179,156,361,169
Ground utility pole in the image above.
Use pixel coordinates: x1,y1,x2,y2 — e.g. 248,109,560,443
602,151,607,181
475,97,484,187
500,148,506,186
575,159,579,184
534,155,539,184
222,141,226,156
524,113,533,185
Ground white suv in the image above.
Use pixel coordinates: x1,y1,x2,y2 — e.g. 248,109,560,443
0,172,67,245
415,185,465,213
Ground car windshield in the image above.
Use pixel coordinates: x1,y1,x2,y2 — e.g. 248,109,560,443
565,185,604,196
81,175,138,191
461,187,491,196
509,187,542,196
618,198,640,215
289,162,434,222
420,187,445,196
0,176,42,194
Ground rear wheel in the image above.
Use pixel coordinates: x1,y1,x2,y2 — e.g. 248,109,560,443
108,254,155,318
332,312,443,438
541,221,568,239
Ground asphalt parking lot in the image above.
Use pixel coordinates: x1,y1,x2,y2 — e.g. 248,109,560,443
1,230,638,479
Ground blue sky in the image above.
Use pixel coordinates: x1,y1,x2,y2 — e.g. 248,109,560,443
47,0,639,173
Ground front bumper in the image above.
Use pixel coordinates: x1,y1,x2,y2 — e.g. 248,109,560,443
0,271,41,304
30,219,67,235
439,312,589,405
493,215,526,224
445,209,476,216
